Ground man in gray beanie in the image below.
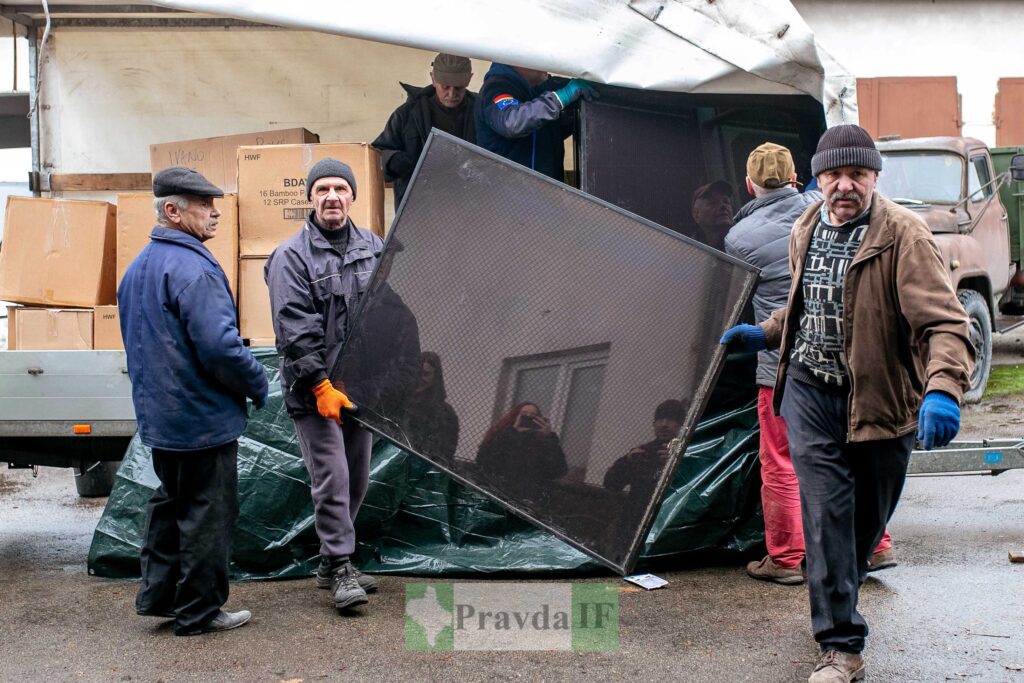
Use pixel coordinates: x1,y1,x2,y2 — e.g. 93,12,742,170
265,157,384,613
721,124,974,682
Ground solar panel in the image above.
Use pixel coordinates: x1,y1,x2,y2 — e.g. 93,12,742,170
332,131,757,573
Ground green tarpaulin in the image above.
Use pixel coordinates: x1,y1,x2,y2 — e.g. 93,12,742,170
88,350,764,579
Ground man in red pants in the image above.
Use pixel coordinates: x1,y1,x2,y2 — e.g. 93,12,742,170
724,143,894,585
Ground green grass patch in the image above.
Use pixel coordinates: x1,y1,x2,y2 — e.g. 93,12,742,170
983,364,1024,399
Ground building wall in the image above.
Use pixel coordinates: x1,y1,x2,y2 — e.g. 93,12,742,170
793,0,1024,145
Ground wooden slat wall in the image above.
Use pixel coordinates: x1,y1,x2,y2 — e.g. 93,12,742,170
48,173,152,192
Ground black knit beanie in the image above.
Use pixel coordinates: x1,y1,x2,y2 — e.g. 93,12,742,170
654,399,686,423
810,124,883,177
306,158,357,200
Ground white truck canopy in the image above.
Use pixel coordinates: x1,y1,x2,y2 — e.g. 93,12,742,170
150,0,856,125
0,0,854,196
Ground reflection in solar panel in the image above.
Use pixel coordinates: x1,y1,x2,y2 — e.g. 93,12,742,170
331,132,757,574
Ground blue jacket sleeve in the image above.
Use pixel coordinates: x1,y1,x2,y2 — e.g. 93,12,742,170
176,271,269,404
265,248,330,389
482,90,564,139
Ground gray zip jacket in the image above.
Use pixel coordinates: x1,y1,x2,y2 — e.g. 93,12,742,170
724,187,821,387
265,214,383,416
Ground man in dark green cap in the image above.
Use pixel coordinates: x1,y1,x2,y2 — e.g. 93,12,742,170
373,53,478,210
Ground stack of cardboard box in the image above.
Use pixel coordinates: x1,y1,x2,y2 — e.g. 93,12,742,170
236,142,385,347
0,197,118,349
1,127,387,351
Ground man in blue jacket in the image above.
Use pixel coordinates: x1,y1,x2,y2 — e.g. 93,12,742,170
474,63,595,181
118,167,269,637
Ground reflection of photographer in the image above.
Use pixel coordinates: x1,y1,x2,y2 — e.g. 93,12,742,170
603,399,686,499
513,405,551,434
475,402,568,498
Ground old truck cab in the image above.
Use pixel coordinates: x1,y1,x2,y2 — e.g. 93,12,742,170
875,136,1024,402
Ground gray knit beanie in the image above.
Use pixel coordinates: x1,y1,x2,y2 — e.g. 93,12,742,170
810,124,883,177
306,157,357,200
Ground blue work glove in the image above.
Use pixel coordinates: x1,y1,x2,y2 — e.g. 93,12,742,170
719,324,768,353
916,391,960,450
553,79,598,109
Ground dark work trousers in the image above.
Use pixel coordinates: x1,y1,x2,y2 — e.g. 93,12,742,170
293,414,373,562
780,375,913,654
135,441,239,634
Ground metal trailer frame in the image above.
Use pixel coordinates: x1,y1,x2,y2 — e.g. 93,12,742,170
0,349,135,488
908,439,1024,476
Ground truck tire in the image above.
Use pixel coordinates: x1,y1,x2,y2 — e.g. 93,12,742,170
73,461,119,497
959,289,992,404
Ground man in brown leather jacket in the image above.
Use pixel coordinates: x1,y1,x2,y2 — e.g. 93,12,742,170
721,124,974,683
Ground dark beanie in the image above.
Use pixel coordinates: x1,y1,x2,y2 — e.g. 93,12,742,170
306,158,357,200
810,124,882,177
654,399,686,423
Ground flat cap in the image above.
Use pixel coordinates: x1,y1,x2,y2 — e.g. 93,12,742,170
153,166,224,198
431,53,472,88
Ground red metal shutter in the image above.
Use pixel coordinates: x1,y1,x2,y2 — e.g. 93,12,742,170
995,78,1024,146
857,77,961,139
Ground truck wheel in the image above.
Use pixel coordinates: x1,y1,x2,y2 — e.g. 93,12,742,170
959,289,992,404
73,461,119,497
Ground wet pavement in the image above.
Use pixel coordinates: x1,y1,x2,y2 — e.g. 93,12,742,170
1,463,1023,683
993,325,1024,368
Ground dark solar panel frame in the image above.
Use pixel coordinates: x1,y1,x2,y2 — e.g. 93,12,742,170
331,131,758,574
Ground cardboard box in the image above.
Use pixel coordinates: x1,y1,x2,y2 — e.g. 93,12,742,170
7,306,93,350
93,305,123,350
237,143,385,256
151,127,319,193
0,197,117,308
238,257,275,345
116,193,240,297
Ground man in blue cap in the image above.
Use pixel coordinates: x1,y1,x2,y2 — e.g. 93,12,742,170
119,166,269,636
265,158,385,613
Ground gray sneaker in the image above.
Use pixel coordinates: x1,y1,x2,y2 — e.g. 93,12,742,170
316,557,379,593
808,650,865,682
175,609,252,636
331,562,369,611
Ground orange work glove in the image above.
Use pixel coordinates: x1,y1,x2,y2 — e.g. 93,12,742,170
312,379,356,424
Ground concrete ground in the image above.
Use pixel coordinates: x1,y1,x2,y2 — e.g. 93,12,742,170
1,330,1022,682
3,457,1024,680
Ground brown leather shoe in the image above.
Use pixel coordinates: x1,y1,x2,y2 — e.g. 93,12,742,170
745,554,805,585
867,548,897,572
808,650,865,682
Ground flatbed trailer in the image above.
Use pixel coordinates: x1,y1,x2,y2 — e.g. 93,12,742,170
0,349,135,495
